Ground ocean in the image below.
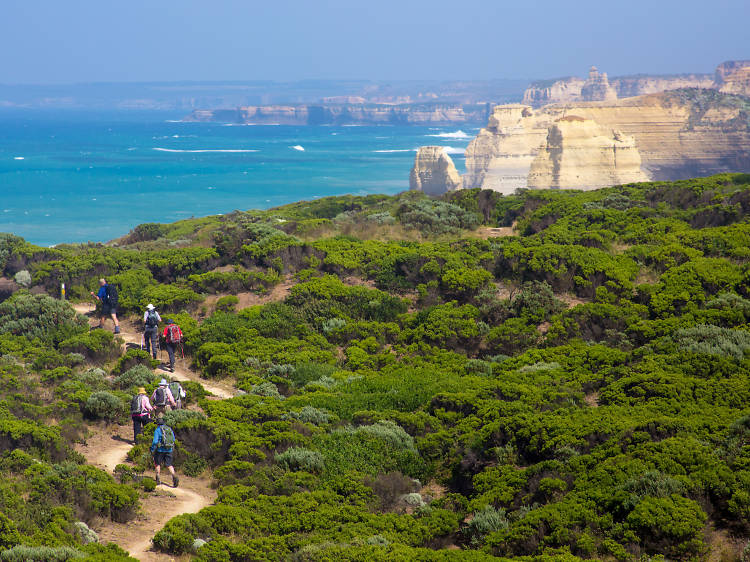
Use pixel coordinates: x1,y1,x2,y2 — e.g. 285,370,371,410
0,110,476,246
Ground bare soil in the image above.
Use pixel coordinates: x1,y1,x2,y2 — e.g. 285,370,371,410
77,423,216,561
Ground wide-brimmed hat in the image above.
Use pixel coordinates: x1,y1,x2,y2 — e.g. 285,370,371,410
137,387,146,394
165,318,174,324
157,416,165,425
159,378,168,386
146,304,155,310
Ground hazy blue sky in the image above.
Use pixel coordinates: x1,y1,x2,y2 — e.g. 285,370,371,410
2,0,748,84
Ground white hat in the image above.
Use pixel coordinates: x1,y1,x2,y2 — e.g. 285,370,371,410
146,304,155,310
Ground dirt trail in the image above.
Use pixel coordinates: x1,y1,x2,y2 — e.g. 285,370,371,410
72,302,235,399
77,424,216,561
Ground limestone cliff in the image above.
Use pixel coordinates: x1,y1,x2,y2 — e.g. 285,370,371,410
715,61,750,96
522,63,736,107
185,103,492,126
464,90,750,193
410,147,462,196
527,117,648,190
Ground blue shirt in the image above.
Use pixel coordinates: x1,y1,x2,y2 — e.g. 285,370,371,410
97,285,107,300
151,425,174,453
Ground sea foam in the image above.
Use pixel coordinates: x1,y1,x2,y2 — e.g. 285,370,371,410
427,130,471,139
291,145,305,151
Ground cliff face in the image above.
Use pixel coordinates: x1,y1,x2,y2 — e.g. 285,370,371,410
410,147,462,196
464,90,750,193
521,63,745,107
184,103,492,126
716,61,750,96
527,117,648,190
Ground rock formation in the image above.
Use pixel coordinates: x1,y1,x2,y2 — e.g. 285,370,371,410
185,103,492,126
527,117,648,190
715,60,750,96
520,62,749,107
410,147,462,196
580,67,618,102
463,90,750,193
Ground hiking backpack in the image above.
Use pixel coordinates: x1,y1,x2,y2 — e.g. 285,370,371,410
145,309,159,328
105,284,119,306
169,381,185,400
130,395,144,416
154,387,167,406
166,324,182,344
158,426,176,450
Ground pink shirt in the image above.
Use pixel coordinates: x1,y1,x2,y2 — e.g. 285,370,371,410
134,394,154,417
151,386,176,407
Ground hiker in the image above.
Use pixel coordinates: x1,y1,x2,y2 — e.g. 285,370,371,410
90,278,120,334
162,318,183,373
130,387,154,442
143,303,161,359
151,378,177,414
169,380,186,410
150,416,179,487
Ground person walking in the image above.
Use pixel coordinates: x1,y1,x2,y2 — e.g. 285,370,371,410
130,387,153,442
168,380,186,410
151,378,176,415
90,278,120,334
150,417,179,487
143,304,161,359
162,319,183,373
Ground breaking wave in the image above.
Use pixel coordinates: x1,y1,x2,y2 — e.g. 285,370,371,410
152,148,258,153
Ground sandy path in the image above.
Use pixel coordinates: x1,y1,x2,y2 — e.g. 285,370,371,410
72,302,236,399
77,423,216,561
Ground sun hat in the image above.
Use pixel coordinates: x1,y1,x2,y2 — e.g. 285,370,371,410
159,378,168,386
137,387,146,394
146,304,155,310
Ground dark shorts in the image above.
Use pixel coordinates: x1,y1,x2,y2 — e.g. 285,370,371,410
102,304,117,316
154,450,173,467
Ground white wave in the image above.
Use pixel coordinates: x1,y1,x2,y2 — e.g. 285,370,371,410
164,120,183,123
441,146,465,155
372,149,416,153
291,145,305,151
152,148,258,153
13,156,24,160
427,130,471,139
127,147,137,151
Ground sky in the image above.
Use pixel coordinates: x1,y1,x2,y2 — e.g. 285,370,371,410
2,0,748,84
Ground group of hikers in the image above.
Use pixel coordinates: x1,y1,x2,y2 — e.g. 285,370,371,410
90,278,187,487
130,379,185,487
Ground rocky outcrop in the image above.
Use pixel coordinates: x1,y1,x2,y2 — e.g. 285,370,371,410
527,117,648,189
410,147,462,196
521,62,743,107
580,67,618,102
715,61,750,96
464,90,750,193
184,103,492,126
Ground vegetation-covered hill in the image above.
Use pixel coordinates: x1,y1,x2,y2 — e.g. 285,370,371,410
1,173,750,560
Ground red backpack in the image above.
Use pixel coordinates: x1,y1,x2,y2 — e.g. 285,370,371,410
166,324,182,343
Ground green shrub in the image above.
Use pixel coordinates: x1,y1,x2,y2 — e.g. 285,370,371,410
0,546,85,561
674,324,750,360
275,447,324,473
59,329,119,361
114,364,156,390
215,295,239,313
84,391,126,421
464,506,509,545
0,293,87,346
112,348,157,375
287,406,332,426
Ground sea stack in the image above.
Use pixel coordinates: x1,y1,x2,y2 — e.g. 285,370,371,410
409,146,462,196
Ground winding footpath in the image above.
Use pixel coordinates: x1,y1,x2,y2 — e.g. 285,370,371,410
72,302,229,560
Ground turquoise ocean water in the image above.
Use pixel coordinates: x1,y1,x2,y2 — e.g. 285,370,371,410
0,110,476,246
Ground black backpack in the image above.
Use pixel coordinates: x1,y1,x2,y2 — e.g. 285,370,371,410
105,284,119,306
130,395,144,416
145,310,159,328
154,387,167,406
